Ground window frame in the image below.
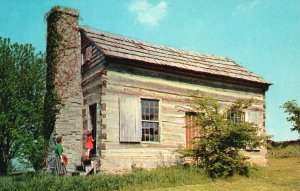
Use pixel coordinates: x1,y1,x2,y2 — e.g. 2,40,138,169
228,111,245,122
81,45,92,65
140,97,160,143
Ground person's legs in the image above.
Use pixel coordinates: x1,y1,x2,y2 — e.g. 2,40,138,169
85,149,91,159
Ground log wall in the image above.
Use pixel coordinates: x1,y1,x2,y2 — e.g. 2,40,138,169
99,63,267,173
81,34,106,165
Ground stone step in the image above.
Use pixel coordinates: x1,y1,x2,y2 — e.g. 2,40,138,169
78,160,96,176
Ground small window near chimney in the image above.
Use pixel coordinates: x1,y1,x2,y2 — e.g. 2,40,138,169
81,52,84,65
82,46,92,65
85,46,92,62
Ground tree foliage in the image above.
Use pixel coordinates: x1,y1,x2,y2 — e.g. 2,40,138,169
179,97,263,178
282,100,300,135
0,37,46,175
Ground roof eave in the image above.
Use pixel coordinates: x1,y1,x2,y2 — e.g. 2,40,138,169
106,56,272,92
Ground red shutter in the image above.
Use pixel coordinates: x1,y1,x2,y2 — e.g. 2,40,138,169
185,113,202,148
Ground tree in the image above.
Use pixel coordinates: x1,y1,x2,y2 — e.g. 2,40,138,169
179,97,263,178
282,100,300,135
0,37,46,175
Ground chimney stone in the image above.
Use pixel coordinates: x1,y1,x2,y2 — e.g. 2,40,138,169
45,6,83,171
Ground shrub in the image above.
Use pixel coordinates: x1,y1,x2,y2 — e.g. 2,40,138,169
178,97,263,178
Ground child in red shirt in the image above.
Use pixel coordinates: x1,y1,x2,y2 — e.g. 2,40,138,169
85,130,94,160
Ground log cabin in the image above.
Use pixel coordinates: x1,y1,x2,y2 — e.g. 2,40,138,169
45,7,271,174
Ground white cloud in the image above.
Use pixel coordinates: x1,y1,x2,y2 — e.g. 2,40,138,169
233,0,259,15
129,0,168,27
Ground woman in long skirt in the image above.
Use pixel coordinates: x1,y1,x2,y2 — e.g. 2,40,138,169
54,136,66,175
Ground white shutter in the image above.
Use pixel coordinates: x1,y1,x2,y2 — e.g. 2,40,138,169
245,110,262,125
245,110,263,135
119,95,142,142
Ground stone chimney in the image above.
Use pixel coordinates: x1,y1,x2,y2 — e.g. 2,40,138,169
45,7,83,171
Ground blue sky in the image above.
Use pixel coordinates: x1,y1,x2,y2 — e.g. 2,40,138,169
0,0,299,141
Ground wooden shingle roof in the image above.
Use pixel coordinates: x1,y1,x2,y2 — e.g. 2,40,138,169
80,26,271,87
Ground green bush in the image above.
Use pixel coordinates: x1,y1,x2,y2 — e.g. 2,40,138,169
268,144,300,158
179,97,262,178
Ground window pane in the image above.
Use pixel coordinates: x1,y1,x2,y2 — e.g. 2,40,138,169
150,108,154,114
141,99,159,142
154,108,158,114
228,111,244,122
154,129,158,135
150,134,154,141
154,135,158,142
150,101,154,107
150,128,153,135
152,122,156,128
149,114,154,121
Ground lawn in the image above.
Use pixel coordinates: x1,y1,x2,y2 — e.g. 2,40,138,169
147,157,300,191
1,157,299,191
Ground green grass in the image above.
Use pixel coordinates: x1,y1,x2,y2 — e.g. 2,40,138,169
0,166,208,191
148,158,300,191
1,158,299,191
268,144,300,158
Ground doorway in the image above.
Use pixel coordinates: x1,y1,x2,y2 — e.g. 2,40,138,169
89,104,97,156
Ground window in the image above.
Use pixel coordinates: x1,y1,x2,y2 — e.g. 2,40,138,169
228,111,245,122
119,96,159,143
185,112,202,148
141,99,159,142
81,53,84,65
82,46,92,65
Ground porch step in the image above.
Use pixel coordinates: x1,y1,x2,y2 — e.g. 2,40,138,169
78,160,96,176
